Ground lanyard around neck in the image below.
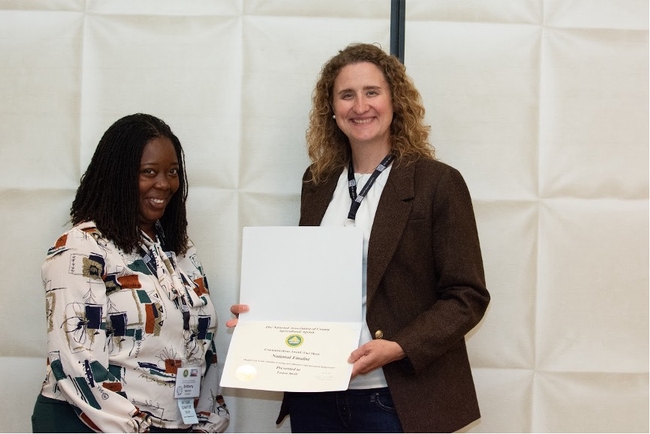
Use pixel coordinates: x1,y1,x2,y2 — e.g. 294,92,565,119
346,154,395,223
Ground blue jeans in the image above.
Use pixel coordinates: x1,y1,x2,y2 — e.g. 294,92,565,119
285,387,403,433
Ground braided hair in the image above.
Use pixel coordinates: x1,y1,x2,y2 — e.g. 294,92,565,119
71,113,189,255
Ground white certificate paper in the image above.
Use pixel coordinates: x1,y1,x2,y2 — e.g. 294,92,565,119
220,226,363,392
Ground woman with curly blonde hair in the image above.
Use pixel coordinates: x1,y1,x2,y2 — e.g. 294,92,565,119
306,42,434,184
231,43,489,433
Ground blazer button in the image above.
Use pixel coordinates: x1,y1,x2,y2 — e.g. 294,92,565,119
374,330,384,339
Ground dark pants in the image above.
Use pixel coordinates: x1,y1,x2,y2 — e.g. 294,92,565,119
32,394,191,433
31,394,93,433
285,387,404,433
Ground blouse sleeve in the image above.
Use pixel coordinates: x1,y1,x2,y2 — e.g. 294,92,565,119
193,340,230,432
177,242,230,433
42,227,152,432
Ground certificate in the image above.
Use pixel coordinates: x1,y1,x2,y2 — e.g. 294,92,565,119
220,226,363,392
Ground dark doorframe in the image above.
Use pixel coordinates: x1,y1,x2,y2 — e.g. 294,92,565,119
390,0,406,63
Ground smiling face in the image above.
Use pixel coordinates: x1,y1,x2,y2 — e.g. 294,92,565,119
332,61,394,154
138,136,180,239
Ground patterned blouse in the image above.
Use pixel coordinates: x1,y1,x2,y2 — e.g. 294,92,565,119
37,221,229,432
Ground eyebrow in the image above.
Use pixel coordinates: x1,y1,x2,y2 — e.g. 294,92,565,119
140,161,180,167
336,85,383,96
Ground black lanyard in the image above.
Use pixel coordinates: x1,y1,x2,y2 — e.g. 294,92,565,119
346,154,395,222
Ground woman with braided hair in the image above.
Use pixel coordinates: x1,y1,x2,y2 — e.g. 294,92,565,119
32,113,229,433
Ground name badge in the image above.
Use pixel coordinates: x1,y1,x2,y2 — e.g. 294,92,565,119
175,367,201,424
174,367,201,398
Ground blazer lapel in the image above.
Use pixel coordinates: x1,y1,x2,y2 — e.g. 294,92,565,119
366,161,415,305
298,163,415,306
299,169,341,226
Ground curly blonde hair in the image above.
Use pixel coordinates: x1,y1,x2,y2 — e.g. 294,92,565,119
306,43,434,184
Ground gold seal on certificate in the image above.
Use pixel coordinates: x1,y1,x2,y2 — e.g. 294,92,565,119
285,334,303,347
220,227,363,392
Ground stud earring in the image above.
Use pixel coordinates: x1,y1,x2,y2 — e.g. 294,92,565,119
332,115,336,119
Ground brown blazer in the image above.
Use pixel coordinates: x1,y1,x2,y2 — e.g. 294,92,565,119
278,157,490,433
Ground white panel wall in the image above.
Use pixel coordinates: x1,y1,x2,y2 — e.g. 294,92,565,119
0,0,646,432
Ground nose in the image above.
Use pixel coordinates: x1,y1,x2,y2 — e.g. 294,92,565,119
154,173,171,190
353,95,369,113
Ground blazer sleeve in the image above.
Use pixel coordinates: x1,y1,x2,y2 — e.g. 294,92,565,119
391,165,490,373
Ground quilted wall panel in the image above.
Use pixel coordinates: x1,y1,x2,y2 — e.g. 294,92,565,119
0,0,646,432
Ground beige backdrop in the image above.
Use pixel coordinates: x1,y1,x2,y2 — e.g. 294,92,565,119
0,0,647,432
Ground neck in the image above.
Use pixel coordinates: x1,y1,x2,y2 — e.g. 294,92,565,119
139,224,156,240
350,143,391,174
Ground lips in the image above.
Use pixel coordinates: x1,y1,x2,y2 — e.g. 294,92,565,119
146,197,168,208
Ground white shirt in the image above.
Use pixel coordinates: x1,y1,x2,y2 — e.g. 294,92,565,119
320,165,392,389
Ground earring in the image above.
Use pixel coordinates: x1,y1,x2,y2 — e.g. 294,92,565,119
332,115,336,119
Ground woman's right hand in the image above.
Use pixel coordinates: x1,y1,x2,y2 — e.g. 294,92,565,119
225,304,249,328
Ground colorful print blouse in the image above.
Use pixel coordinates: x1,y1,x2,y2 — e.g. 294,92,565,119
38,221,229,432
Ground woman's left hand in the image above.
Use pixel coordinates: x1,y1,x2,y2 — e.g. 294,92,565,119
348,339,406,378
